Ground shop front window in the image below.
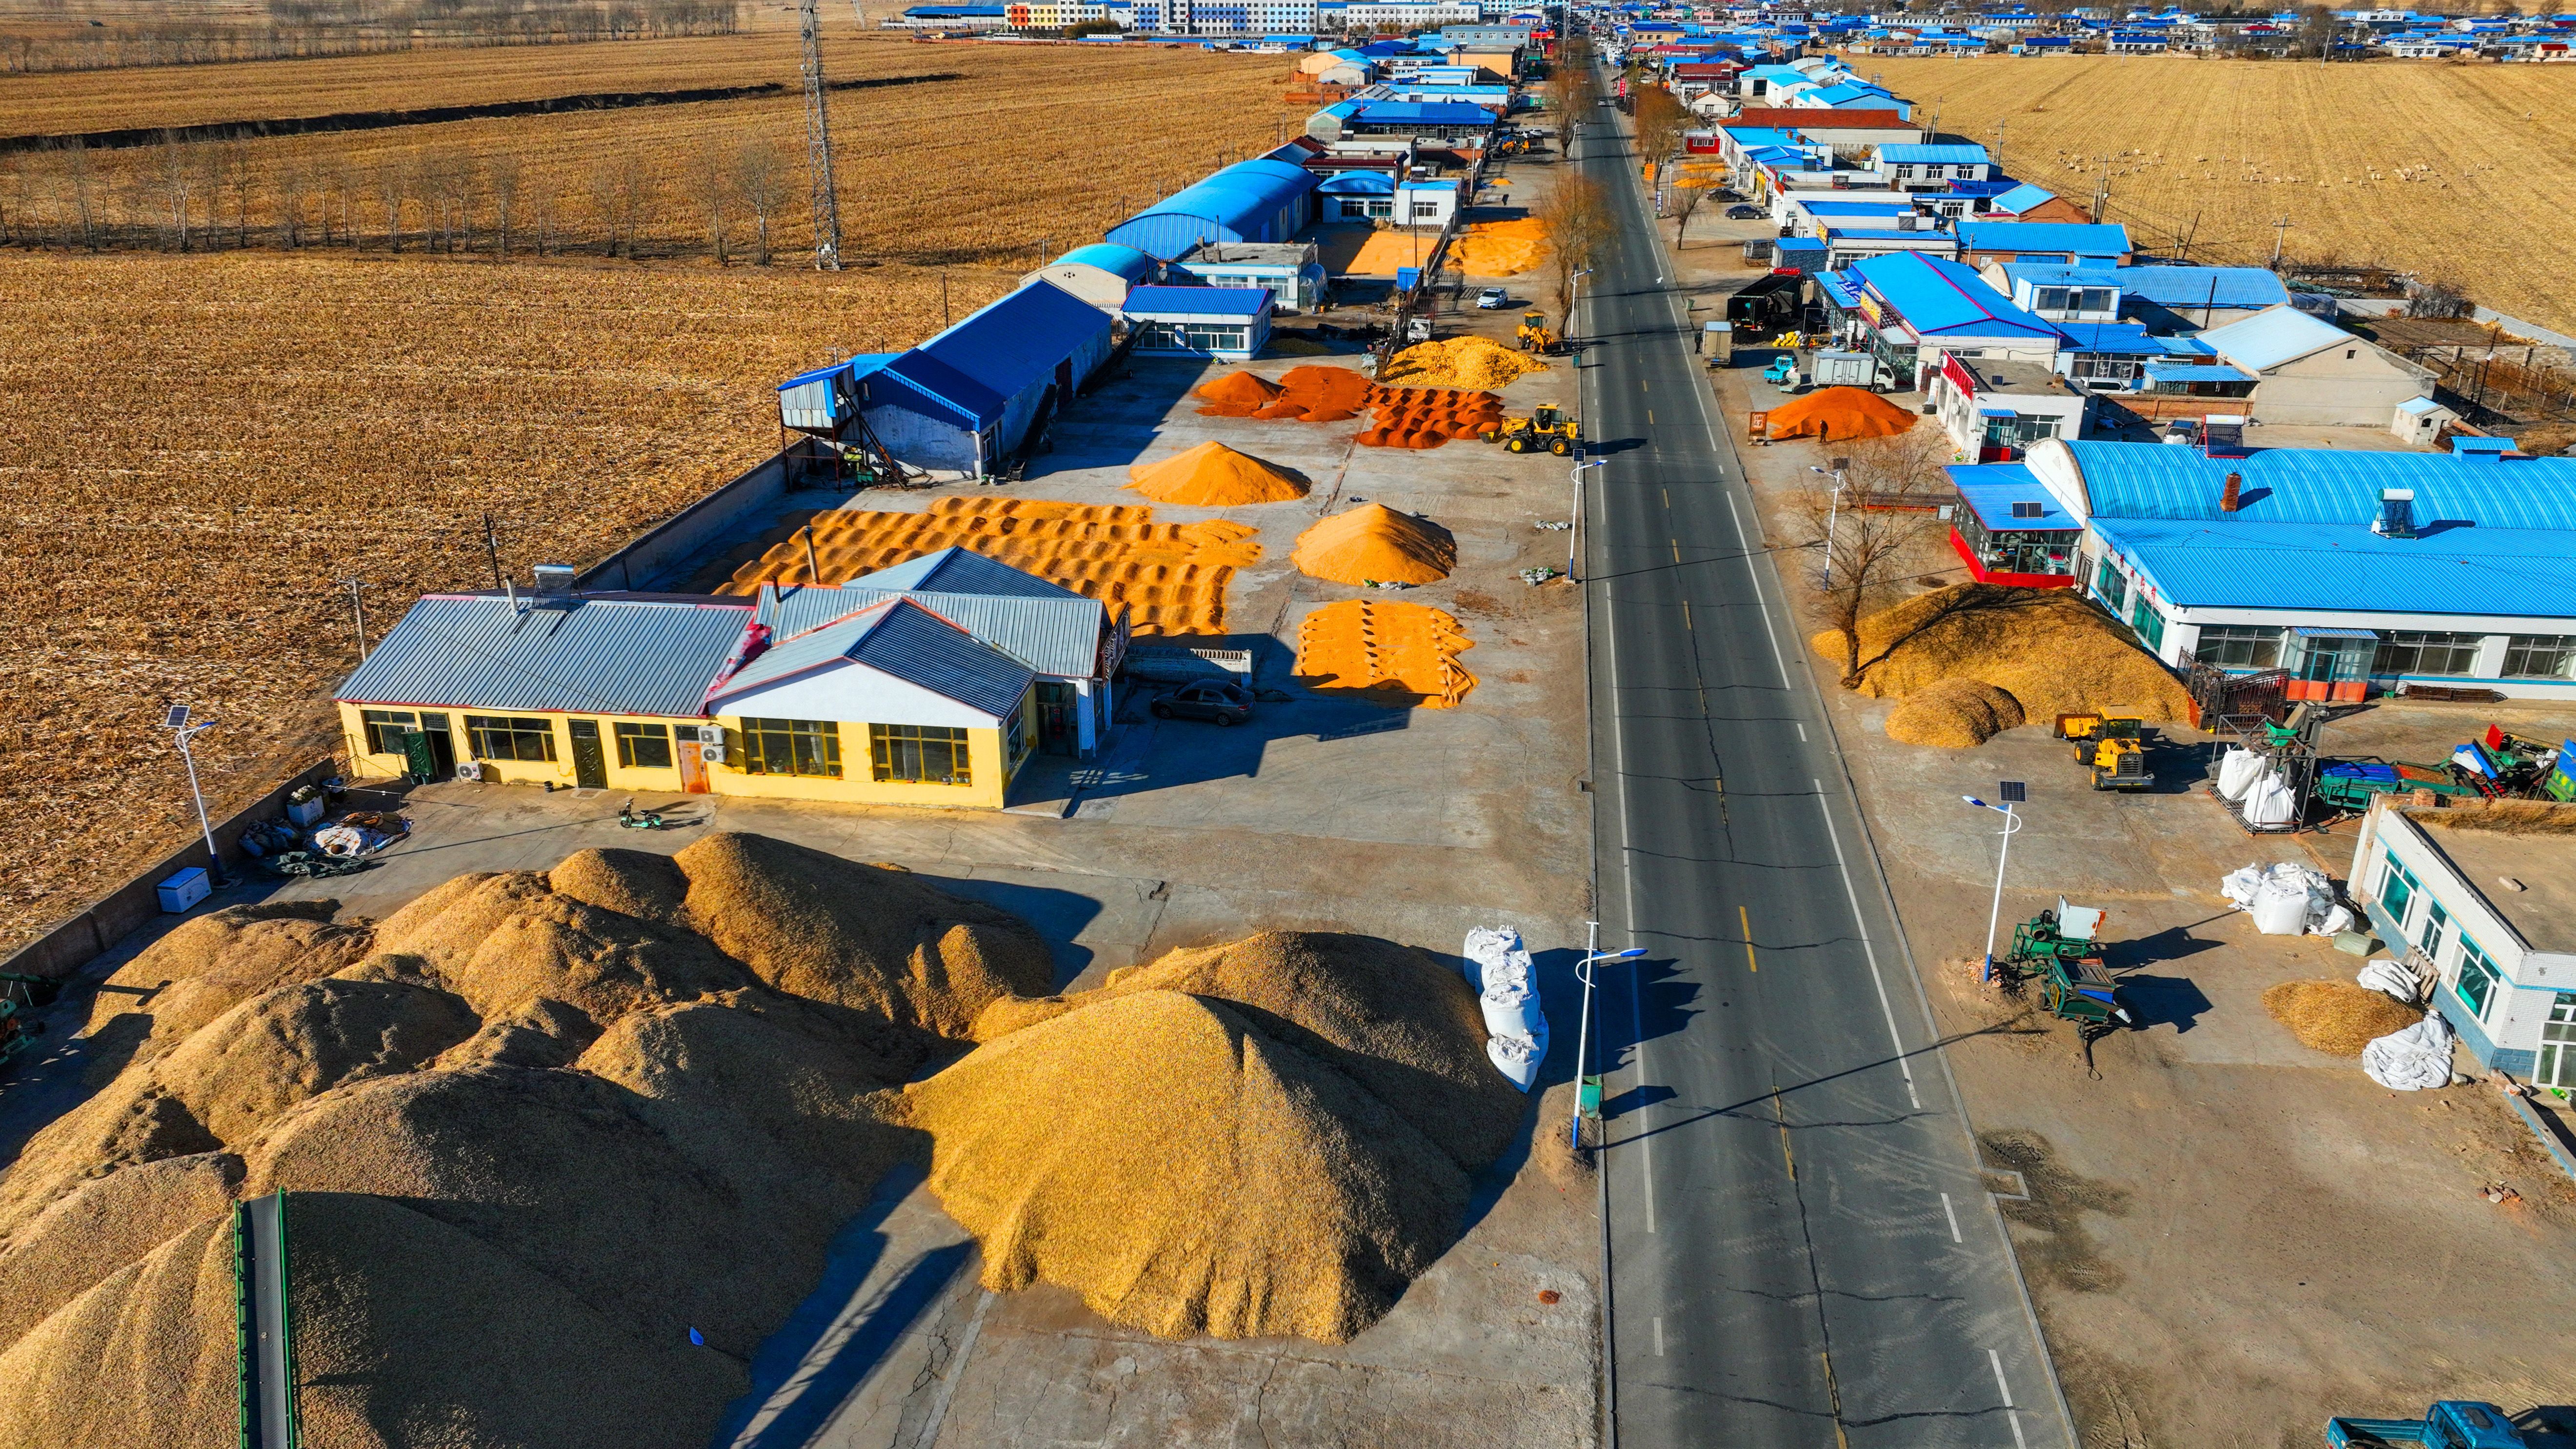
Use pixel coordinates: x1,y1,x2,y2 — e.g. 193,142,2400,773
2193,625,2281,669
743,718,843,778
464,715,557,763
2540,993,2576,1090
2372,630,2482,677
871,724,972,785
2093,557,2128,612
2503,635,2576,680
615,722,674,770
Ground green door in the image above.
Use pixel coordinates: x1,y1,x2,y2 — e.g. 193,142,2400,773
568,720,607,789
399,729,436,784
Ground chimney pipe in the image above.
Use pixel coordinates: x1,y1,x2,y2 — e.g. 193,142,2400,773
2221,471,2242,513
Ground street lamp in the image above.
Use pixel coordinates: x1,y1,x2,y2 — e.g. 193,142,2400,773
1570,920,1648,1149
164,704,223,887
1963,783,2026,983
1568,458,1606,578
1809,457,1849,589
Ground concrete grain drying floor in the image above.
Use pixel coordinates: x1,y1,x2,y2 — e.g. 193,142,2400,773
31,342,1603,1448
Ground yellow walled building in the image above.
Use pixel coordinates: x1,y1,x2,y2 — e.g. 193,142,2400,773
335,577,1056,811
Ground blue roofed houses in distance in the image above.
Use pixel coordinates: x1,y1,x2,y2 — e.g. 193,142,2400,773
2000,437,2576,704
1954,220,2134,269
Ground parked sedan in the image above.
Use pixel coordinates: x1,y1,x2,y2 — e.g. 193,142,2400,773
1152,680,1253,726
1725,203,1764,220
1476,286,1511,310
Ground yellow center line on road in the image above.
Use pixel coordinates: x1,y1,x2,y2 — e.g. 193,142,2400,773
1670,539,1681,563
1741,905,1757,972
1682,601,1691,630
1648,409,1654,424
1662,487,1670,509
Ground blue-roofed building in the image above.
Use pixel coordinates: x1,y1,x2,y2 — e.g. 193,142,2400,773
1023,242,1163,313
1171,238,1327,312
1316,168,1398,221
2012,435,2576,701
1873,141,1993,190
1107,157,1319,261
1833,251,2069,391
1986,261,2291,329
1119,284,1274,360
1305,98,1500,142
789,280,1114,479
1955,221,2133,267
1943,462,2084,585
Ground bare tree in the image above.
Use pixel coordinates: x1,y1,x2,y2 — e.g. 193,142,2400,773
488,153,521,261
211,140,253,247
1632,81,1690,181
1537,172,1616,336
1671,179,1711,247
1546,39,1599,157
1799,430,1952,689
373,160,405,251
155,132,195,251
688,136,734,264
276,159,308,247
587,153,653,258
732,136,785,266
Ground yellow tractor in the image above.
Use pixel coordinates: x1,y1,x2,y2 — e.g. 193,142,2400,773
2054,710,2153,792
1484,403,1581,455
1515,310,1559,354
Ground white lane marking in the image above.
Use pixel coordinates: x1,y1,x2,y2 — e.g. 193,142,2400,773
1593,285,1655,1240
1814,776,1921,1110
1723,492,1793,684
1942,1191,1963,1244
1992,1349,2030,1449
1795,722,1807,743
1653,1315,1666,1356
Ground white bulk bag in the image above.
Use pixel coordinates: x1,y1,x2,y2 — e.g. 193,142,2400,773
2217,747,2265,801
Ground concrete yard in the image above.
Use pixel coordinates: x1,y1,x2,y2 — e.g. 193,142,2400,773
1,332,1607,1449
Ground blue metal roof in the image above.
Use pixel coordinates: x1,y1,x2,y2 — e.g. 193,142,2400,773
338,594,753,717
1950,463,2078,530
1107,159,1320,261
912,280,1111,418
2002,262,2289,310
1317,171,1397,194
2055,322,2159,354
1848,252,2063,340
1350,101,1499,124
712,599,1033,720
2096,516,2576,619
2141,361,2253,382
1879,143,1990,165
757,580,1104,679
2060,442,2576,530
1046,242,1161,282
1123,284,1271,316
1956,221,2132,256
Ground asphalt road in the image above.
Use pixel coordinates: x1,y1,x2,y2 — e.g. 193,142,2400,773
1569,83,2079,1449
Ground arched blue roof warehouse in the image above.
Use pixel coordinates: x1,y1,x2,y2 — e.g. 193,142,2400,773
1105,157,1320,262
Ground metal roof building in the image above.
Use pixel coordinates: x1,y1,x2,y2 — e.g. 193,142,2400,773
2194,305,2361,373
1954,221,2133,262
1021,243,1162,313
710,598,1034,723
1106,158,1320,262
338,594,753,717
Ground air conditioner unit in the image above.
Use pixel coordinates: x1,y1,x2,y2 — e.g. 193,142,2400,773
697,725,726,745
699,743,727,765
455,761,484,782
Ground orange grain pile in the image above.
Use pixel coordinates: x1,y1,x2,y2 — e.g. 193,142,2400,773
1126,441,1310,505
720,496,1260,634
1194,371,1284,413
1292,504,1457,586
1293,599,1477,708
1765,387,1917,442
1358,386,1506,450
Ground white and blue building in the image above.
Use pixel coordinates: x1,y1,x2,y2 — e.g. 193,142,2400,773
1121,285,1274,360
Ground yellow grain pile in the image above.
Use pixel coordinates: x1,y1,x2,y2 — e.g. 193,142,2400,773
1291,504,1457,586
2263,980,2424,1057
719,496,1264,635
1884,676,2027,748
1813,584,2194,733
912,931,1522,1343
1348,229,1452,277
1294,599,1479,708
1126,441,1311,505
0,834,1043,1449
1378,336,1549,390
1449,217,1550,277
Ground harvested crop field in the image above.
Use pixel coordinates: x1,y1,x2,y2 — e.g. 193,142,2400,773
0,249,998,956
715,497,1263,635
0,840,1530,1441
1295,600,1478,708
1865,56,2576,335
0,38,1291,267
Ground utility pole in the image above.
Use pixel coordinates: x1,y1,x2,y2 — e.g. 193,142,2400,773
800,0,844,271
483,512,503,588
336,577,369,663
2270,214,2292,271
2090,157,2110,223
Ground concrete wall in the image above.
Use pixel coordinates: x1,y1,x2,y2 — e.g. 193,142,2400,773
0,758,339,982
865,401,982,474
2247,344,2433,426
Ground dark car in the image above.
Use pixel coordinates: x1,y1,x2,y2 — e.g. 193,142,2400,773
1152,680,1253,725
1725,203,1764,220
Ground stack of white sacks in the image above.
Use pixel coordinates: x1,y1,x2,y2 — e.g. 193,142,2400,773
2219,860,2356,937
1463,926,1548,1091
2214,746,2297,828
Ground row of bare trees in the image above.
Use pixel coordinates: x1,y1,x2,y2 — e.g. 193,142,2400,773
0,0,739,75
0,132,801,264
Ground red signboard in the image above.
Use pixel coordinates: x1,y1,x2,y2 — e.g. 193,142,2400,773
1939,352,1978,400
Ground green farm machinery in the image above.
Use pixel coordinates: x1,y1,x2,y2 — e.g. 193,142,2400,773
2004,900,2134,1039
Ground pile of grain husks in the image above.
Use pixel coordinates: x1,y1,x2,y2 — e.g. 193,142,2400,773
1813,583,2194,747
0,848,1524,1442
1884,676,2026,748
914,932,1524,1342
2262,979,2423,1057
0,834,1047,1449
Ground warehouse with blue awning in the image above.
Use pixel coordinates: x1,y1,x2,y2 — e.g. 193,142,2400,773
1105,156,1320,261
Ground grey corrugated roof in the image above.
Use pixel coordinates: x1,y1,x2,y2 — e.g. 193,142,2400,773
714,599,1032,719
849,546,1082,600
336,594,751,717
757,583,1104,678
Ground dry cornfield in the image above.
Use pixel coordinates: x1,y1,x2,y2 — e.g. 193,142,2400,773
0,248,1003,952
1868,56,2576,335
0,36,1297,267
